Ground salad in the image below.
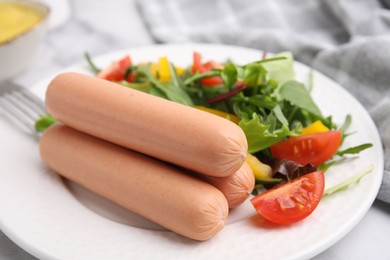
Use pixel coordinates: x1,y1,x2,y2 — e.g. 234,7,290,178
36,51,373,225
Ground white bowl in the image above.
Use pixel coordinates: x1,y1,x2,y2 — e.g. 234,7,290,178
0,0,50,82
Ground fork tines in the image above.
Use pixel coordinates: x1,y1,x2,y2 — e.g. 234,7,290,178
0,82,46,135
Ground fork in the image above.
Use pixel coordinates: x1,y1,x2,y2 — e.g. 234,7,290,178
0,81,46,136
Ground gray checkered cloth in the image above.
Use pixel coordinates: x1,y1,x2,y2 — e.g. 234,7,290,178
138,0,390,203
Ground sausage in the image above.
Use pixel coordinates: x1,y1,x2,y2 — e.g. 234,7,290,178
45,72,247,177
39,124,228,241
197,162,255,208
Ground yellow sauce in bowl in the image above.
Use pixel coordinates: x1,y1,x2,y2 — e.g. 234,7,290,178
0,2,44,44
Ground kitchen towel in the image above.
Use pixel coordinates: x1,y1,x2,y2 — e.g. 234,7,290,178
138,0,390,203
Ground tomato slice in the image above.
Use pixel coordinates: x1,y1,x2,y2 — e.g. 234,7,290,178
192,52,223,86
251,170,324,225
270,130,342,166
201,76,223,86
97,55,133,82
192,52,203,74
203,61,224,70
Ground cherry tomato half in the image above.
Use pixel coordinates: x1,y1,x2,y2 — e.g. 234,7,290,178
192,52,223,86
251,170,325,225
97,55,134,82
270,130,342,166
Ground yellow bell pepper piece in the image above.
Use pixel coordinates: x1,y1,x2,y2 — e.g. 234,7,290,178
149,57,185,81
175,66,185,75
301,120,329,135
149,63,158,78
194,106,241,124
157,57,171,82
245,153,273,179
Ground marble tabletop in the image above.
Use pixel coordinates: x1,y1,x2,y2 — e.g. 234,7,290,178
1,0,390,259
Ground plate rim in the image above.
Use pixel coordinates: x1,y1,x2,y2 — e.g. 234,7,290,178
0,42,384,260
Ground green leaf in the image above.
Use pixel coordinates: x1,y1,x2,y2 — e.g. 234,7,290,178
183,70,221,85
242,63,266,87
256,56,287,64
279,80,322,117
149,86,166,99
84,52,101,74
323,165,373,196
221,63,238,89
236,66,245,80
239,113,291,153
262,52,294,85
272,105,289,126
124,66,136,80
306,69,314,92
168,63,183,89
138,66,194,106
35,115,58,133
118,80,151,93
254,177,283,185
318,157,358,172
336,143,373,156
339,114,352,133
318,161,337,173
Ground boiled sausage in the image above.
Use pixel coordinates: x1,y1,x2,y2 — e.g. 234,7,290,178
198,162,255,208
39,124,229,241
45,72,247,177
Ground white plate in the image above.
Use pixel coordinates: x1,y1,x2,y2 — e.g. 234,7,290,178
0,44,384,260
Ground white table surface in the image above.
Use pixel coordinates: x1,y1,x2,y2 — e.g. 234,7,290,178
1,0,390,259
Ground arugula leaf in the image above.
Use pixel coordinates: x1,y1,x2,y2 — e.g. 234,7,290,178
138,66,194,106
183,70,221,85
168,63,184,90
221,63,238,89
254,177,283,191
232,94,278,117
35,115,58,132
317,161,337,173
256,56,287,64
124,66,136,80
323,165,373,196
118,80,151,92
84,52,101,74
242,63,266,87
272,105,289,126
336,143,373,156
149,86,167,99
279,80,322,117
339,114,352,133
318,157,357,172
239,113,291,153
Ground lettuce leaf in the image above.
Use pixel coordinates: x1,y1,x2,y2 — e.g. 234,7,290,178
239,113,291,153
262,52,295,85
